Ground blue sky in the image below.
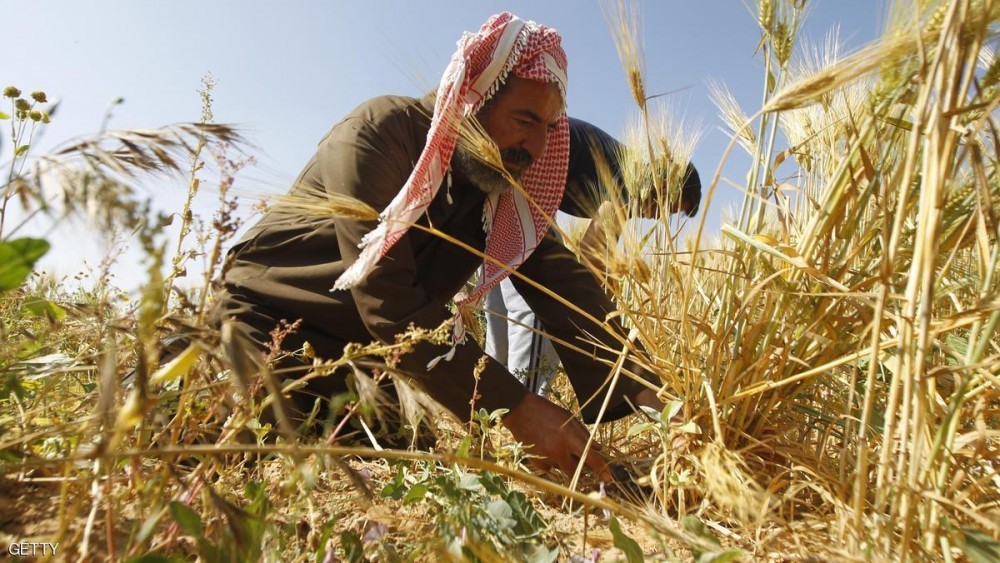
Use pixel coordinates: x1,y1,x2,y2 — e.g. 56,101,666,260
5,0,883,291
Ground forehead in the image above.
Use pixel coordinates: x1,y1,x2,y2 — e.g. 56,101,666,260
491,76,564,122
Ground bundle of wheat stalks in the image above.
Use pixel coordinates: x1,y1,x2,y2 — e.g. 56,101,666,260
585,0,1000,559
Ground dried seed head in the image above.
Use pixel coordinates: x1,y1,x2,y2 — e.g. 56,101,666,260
14,98,31,111
28,110,42,122
629,69,646,109
924,4,947,35
30,90,47,103
758,0,774,33
774,20,793,67
3,86,21,98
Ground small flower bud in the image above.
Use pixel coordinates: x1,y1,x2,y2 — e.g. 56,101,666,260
28,110,42,121
30,91,47,103
3,86,21,98
41,111,51,124
14,98,31,111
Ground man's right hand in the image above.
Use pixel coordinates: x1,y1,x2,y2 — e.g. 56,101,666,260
502,392,611,482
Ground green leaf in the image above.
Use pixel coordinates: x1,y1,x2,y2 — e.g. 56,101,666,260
401,482,429,504
341,530,367,563
168,501,202,538
455,434,473,457
678,421,702,435
682,515,722,548
662,400,684,425
14,144,29,157
20,298,66,321
458,472,482,491
627,421,656,438
315,519,338,563
956,527,1000,563
0,238,50,291
0,449,25,463
380,463,407,499
0,111,9,120
485,499,515,529
135,506,168,545
479,471,508,496
506,490,546,536
610,516,644,563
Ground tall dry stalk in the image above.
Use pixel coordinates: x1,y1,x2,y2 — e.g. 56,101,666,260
604,0,1000,559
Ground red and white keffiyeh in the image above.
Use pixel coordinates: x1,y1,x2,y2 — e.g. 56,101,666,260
334,12,570,358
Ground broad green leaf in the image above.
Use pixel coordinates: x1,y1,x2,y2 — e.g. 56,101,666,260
956,527,1000,563
20,298,66,321
401,482,429,504
0,111,10,120
458,472,481,491
678,421,702,435
507,490,546,536
168,501,202,538
486,499,516,530
627,421,656,437
663,400,684,423
479,471,508,496
14,144,29,157
610,516,644,563
0,238,50,291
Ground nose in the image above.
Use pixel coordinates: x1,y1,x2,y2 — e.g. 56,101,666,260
522,125,549,163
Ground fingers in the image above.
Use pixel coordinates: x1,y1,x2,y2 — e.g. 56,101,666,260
553,442,610,483
583,445,611,482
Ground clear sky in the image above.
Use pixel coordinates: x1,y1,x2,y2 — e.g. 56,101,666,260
4,0,884,291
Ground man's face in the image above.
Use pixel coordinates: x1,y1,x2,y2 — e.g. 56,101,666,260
476,76,564,182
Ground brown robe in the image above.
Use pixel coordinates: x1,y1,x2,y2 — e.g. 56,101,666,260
217,93,650,423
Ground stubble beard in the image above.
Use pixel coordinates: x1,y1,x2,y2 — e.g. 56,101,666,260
451,146,520,196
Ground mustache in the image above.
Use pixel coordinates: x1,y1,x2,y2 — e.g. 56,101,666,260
500,148,533,170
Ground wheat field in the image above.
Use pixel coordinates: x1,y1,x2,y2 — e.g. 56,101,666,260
1,0,998,561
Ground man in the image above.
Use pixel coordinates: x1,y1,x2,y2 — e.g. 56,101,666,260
216,12,660,480
485,122,701,395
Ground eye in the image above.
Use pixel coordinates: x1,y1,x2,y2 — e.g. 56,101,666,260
514,117,533,127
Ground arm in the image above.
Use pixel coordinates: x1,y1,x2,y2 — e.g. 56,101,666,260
512,230,657,423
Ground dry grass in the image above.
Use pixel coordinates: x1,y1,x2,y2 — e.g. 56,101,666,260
1,0,999,561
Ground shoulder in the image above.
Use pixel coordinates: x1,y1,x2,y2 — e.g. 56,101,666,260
342,94,433,130
561,117,627,217
569,117,620,152
318,94,433,161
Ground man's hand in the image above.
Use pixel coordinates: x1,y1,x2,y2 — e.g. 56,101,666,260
579,200,622,273
503,392,611,482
